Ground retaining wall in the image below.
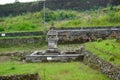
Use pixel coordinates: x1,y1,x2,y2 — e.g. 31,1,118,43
0,73,40,80
58,29,120,43
0,37,46,47
0,28,119,45
0,31,44,37
83,51,120,80
0,27,119,37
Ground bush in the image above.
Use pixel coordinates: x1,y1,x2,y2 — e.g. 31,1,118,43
116,37,120,42
40,9,77,22
8,21,36,31
107,12,120,23
57,10,76,20
112,44,115,48
10,66,16,70
109,55,115,61
0,26,5,31
18,23,36,31
105,43,109,46
97,38,102,42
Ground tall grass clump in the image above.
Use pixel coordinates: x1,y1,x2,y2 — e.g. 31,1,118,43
106,12,120,23
7,21,36,31
40,8,77,22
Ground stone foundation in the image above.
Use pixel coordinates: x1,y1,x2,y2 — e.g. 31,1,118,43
0,37,44,46
84,51,120,80
0,28,119,46
0,31,44,37
0,73,40,80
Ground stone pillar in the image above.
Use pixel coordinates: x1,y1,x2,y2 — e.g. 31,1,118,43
47,30,58,49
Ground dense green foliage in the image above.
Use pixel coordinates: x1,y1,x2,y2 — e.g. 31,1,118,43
0,61,110,80
0,9,78,32
0,5,120,32
86,39,120,66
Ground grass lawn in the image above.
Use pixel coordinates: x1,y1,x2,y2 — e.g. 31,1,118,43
0,61,110,80
0,42,81,54
0,43,82,54
86,39,120,66
0,43,47,54
0,39,118,80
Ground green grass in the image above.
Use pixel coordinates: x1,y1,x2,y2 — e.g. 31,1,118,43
86,39,120,66
0,42,47,53
0,5,120,32
0,42,83,54
0,39,118,79
0,61,110,80
0,9,77,32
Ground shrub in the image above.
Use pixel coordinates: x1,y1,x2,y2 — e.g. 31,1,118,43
18,23,36,31
109,55,115,61
97,38,102,42
10,66,16,70
57,10,76,20
112,44,115,48
40,9,77,22
107,12,120,23
8,21,36,31
116,37,120,42
105,43,109,46
0,26,5,31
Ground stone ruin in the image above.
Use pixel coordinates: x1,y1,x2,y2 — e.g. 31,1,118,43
26,29,84,62
45,30,60,55
0,73,40,80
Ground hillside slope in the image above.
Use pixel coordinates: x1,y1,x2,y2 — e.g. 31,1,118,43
0,5,120,32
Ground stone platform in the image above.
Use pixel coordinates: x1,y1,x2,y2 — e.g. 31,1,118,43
26,29,85,62
26,50,84,62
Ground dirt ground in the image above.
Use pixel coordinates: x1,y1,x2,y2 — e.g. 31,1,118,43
0,56,11,62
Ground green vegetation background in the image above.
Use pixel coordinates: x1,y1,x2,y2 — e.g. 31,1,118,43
0,6,120,32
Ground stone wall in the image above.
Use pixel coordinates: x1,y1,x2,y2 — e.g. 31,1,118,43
83,51,120,80
0,37,45,47
58,29,120,43
0,51,32,61
0,51,30,56
0,31,44,37
0,73,40,80
0,27,119,37
0,27,119,45
56,26,120,30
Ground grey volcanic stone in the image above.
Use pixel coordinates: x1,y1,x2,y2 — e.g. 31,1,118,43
84,51,120,80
